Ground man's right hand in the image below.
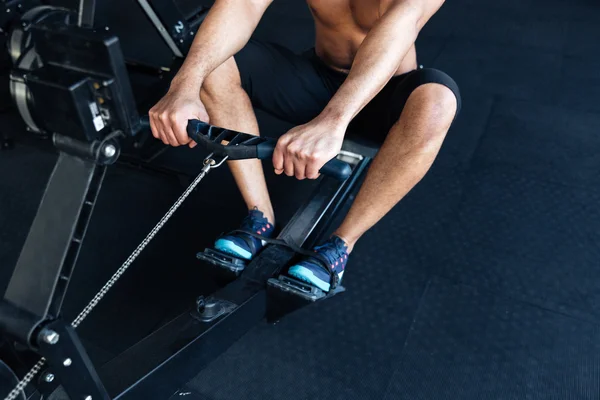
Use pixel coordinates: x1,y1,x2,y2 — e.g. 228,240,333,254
149,86,209,148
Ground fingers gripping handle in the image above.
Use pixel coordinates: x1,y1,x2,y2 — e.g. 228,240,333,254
186,119,351,180
255,141,351,181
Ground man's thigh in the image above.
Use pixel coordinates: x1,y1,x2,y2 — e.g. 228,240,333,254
348,68,462,145
234,40,338,126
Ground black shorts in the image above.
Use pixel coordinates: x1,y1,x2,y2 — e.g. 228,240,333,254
234,40,461,144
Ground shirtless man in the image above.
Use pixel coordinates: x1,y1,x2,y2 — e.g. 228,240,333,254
149,0,460,292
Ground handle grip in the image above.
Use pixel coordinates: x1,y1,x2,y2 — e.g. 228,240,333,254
255,141,351,181
140,115,150,130
186,119,351,180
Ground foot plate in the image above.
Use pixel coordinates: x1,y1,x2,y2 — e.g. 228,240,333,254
267,275,345,303
196,248,246,279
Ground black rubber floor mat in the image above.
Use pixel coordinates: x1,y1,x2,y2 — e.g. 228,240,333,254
413,36,447,67
566,17,600,61
452,0,597,19
441,167,600,322
453,9,568,52
384,277,600,400
559,56,600,114
473,100,600,186
448,0,535,15
375,168,463,274
434,39,562,103
419,2,456,39
434,93,494,169
169,388,212,400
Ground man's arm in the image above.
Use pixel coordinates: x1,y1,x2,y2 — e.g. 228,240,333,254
171,0,272,92
321,0,444,125
149,0,271,147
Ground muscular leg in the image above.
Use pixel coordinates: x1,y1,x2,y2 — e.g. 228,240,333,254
200,58,275,224
333,83,458,252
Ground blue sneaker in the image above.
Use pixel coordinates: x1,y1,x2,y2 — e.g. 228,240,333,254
214,208,275,260
288,236,349,292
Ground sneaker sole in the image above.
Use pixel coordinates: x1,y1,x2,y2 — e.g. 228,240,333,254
288,266,331,292
214,239,252,260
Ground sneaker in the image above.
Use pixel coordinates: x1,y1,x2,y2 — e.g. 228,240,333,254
214,208,275,260
288,236,349,292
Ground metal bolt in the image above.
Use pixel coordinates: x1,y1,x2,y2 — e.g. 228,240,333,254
6,8,11,12
44,373,55,383
63,358,72,367
105,26,109,31
42,330,60,345
103,144,116,158
179,39,183,43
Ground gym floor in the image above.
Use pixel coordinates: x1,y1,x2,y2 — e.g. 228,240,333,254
2,0,600,399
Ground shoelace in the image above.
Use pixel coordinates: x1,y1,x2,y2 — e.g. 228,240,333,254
238,212,273,238
314,240,347,267
240,213,265,231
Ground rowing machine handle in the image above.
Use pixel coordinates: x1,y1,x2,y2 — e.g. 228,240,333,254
254,140,351,180
185,119,352,181
140,116,149,127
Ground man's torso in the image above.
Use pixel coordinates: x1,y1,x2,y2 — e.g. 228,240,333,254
307,0,418,75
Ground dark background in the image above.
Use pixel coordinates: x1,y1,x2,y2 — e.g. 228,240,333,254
2,0,600,398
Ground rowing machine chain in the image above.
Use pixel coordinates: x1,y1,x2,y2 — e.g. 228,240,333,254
2,155,228,400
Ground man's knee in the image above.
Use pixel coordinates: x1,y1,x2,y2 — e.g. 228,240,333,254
393,83,458,152
200,57,244,105
410,83,458,126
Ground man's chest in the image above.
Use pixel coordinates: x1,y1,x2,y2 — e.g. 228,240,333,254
306,0,383,30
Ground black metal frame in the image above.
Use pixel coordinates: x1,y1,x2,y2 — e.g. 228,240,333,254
141,0,209,53
77,0,95,28
1,153,104,338
92,0,209,68
0,149,112,399
38,320,110,400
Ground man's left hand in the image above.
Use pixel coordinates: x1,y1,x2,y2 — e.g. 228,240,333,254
273,116,347,180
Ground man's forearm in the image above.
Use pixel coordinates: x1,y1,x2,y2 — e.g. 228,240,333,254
322,2,423,125
172,0,271,92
